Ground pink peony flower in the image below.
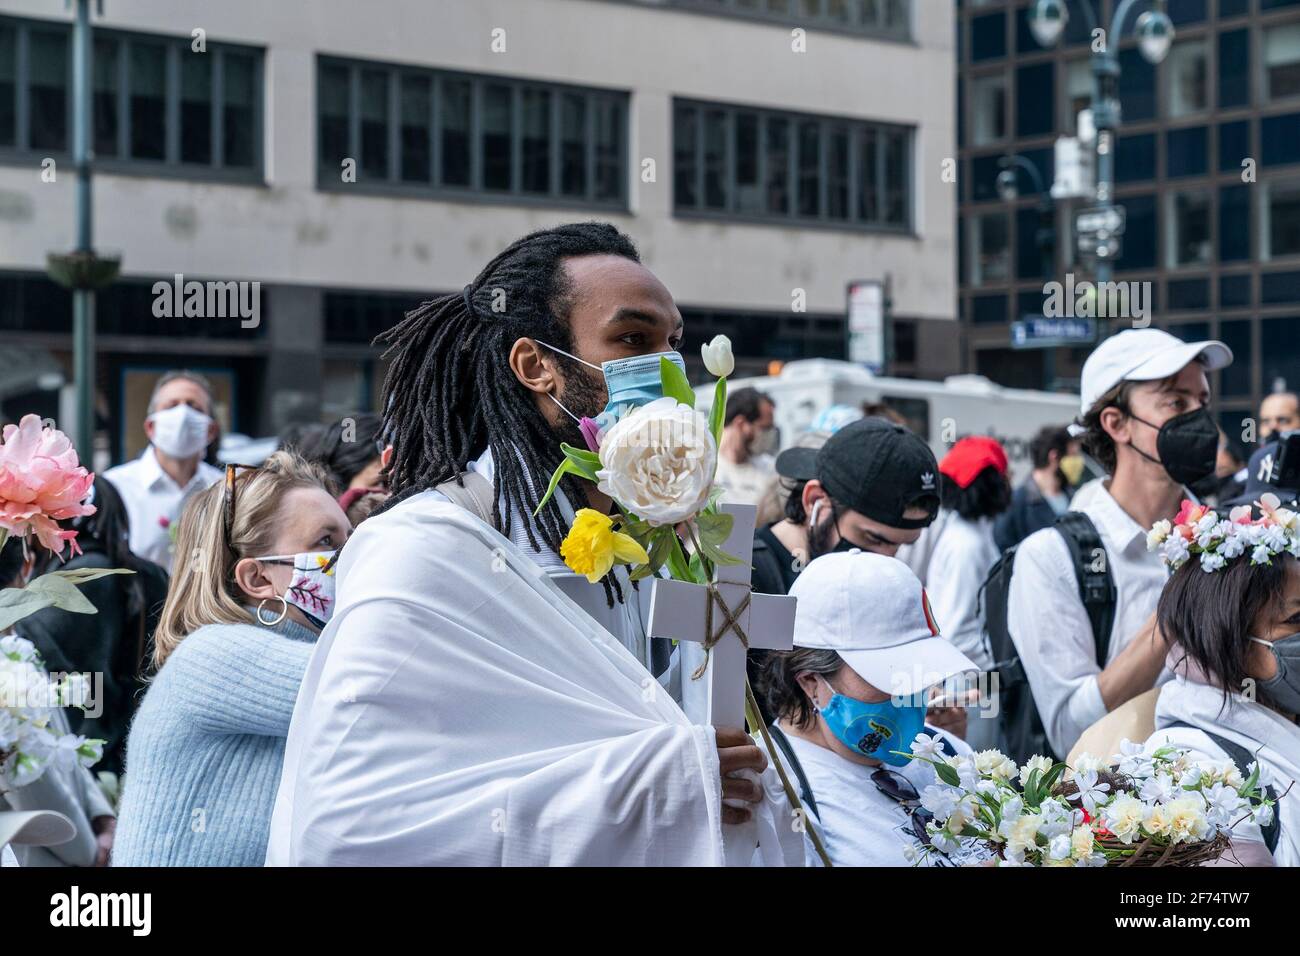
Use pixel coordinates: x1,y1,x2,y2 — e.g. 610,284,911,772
0,415,95,557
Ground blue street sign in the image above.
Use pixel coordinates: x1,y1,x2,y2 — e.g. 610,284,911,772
1010,317,1097,349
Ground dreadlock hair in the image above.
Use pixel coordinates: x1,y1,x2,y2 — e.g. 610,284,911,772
376,221,642,604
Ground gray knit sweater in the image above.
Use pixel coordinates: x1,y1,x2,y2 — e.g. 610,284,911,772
111,613,317,866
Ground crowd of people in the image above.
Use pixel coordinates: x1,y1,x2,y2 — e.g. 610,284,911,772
2,221,1298,868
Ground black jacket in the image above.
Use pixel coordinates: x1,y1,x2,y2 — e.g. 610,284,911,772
16,550,169,776
994,477,1065,552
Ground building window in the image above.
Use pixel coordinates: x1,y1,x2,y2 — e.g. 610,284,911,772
1220,184,1251,262
317,57,628,207
1166,39,1208,117
1165,125,1208,178
971,12,1007,62
662,0,910,39
1016,62,1055,137
1166,190,1212,267
1065,58,1091,130
1219,29,1249,109
969,211,1011,286
673,98,911,230
969,73,1007,146
0,17,262,177
1264,23,1300,102
1263,178,1300,259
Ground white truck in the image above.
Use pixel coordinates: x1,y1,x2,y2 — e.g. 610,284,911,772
697,359,1083,484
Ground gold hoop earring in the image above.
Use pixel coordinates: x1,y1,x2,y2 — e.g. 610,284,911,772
257,596,289,626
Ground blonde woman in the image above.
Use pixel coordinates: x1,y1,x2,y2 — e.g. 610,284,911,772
112,452,349,866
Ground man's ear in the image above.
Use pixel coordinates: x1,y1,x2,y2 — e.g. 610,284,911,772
232,557,278,605
144,415,156,442
1099,405,1131,446
205,416,219,444
508,337,558,396
801,479,828,516
380,444,394,470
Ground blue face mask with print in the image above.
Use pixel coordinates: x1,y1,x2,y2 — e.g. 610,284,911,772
816,675,927,767
536,340,686,431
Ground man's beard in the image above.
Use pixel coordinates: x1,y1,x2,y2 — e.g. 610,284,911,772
807,501,840,561
550,362,607,448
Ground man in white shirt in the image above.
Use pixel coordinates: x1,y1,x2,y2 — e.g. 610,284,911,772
1007,328,1233,759
102,371,222,572
714,387,778,506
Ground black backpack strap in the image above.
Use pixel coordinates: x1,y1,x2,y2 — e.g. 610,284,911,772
923,726,958,758
767,723,820,821
1054,512,1116,669
1165,722,1280,855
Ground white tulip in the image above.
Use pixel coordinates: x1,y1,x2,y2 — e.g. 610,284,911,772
700,334,735,378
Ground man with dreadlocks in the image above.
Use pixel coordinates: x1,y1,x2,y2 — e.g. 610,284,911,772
267,223,803,866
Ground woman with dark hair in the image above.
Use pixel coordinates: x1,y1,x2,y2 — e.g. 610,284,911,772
303,413,386,493
16,477,169,777
1144,499,1300,866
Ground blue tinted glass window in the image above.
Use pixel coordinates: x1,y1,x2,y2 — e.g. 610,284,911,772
1116,132,1156,182
1262,114,1300,166
1166,126,1208,178
1219,185,1251,262
1018,147,1054,193
1167,278,1209,310
1168,322,1210,342
1261,0,1300,9
1218,0,1248,15
1218,30,1249,109
971,152,1002,202
1016,205,1053,278
972,13,1006,62
1119,48,1156,122
1220,319,1252,397
1016,62,1054,136
1017,290,1044,318
1220,273,1251,308
1167,0,1205,23
972,294,1009,324
1262,317,1300,397
1262,271,1300,304
1063,0,1092,45
1117,194,1156,272
1219,120,1249,172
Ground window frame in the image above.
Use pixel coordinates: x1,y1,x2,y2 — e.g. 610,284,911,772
315,54,630,211
672,96,914,234
0,15,265,184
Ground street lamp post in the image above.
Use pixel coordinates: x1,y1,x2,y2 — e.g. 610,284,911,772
1028,0,1173,288
47,0,120,460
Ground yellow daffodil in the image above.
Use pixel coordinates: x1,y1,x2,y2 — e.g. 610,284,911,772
560,509,649,583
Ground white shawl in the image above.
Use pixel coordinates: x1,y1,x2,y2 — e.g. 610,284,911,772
266,492,800,866
1151,676,1300,866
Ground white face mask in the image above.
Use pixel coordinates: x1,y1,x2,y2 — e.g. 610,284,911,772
254,550,339,629
149,404,212,459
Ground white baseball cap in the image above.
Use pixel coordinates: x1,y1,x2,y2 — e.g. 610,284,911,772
789,551,976,696
1079,328,1232,416
0,810,75,850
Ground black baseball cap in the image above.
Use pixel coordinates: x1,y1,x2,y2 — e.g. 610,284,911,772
1225,432,1300,511
775,418,940,529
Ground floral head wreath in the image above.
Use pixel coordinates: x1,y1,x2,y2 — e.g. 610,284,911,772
1147,493,1300,573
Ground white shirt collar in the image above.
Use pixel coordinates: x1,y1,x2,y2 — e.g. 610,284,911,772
137,445,219,493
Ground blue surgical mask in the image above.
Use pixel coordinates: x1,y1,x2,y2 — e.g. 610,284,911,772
816,675,926,767
536,340,686,431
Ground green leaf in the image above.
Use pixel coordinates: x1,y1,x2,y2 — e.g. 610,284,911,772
932,760,961,788
533,459,582,516
560,443,601,481
660,356,695,409
630,527,675,581
695,510,734,550
0,573,97,632
1040,762,1068,796
1024,768,1042,807
696,535,745,568
49,567,135,585
708,376,727,445
688,546,704,581
665,532,694,582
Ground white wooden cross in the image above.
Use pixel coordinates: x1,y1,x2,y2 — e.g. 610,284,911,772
647,503,797,729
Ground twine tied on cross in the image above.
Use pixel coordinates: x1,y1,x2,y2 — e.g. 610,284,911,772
689,582,752,681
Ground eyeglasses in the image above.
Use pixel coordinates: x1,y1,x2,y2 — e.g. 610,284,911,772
872,767,937,850
223,463,260,548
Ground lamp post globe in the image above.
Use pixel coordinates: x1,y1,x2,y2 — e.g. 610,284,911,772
1028,0,1068,48
1136,9,1174,64
996,168,1019,201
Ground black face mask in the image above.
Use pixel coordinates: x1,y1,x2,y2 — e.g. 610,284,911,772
1126,406,1219,487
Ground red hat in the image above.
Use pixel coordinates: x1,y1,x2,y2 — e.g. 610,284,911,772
939,436,1008,489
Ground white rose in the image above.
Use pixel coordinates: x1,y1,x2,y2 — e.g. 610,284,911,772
596,397,717,526
700,335,734,378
